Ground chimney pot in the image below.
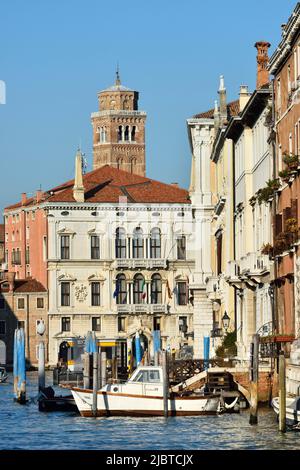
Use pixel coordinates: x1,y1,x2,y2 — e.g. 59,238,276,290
36,190,43,203
254,41,271,89
171,182,179,188
21,193,27,206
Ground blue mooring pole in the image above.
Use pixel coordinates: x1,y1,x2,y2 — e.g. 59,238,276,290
13,328,26,404
204,336,210,371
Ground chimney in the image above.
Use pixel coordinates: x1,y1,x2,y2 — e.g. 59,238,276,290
213,100,220,133
36,190,43,203
239,85,251,111
5,272,15,292
21,193,27,206
171,182,179,188
254,41,271,89
73,149,85,203
218,75,227,124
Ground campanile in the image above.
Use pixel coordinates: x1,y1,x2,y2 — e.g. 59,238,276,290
91,71,147,176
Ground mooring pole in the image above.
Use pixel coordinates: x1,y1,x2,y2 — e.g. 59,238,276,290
97,348,102,389
38,342,45,391
162,350,169,418
101,351,107,388
279,350,286,433
249,334,259,425
92,352,98,417
83,352,90,389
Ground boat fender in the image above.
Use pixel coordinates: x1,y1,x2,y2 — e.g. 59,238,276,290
224,396,239,410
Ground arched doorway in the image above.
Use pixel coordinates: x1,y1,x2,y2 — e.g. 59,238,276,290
0,340,6,365
58,341,70,367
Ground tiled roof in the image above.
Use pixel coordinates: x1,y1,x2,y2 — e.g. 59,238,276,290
194,99,240,119
13,279,47,293
0,224,4,242
5,196,46,211
6,166,190,209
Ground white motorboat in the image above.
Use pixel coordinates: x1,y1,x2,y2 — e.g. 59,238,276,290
0,367,8,383
272,396,300,424
71,365,221,417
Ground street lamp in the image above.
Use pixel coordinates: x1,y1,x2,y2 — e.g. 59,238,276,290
222,311,230,333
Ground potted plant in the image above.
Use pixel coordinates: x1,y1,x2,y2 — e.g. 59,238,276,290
279,168,292,182
283,152,299,171
257,179,280,204
285,217,299,233
261,243,273,256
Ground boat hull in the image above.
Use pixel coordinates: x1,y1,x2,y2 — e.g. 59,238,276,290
272,396,300,424
71,388,221,417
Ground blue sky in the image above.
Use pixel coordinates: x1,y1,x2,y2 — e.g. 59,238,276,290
0,0,297,218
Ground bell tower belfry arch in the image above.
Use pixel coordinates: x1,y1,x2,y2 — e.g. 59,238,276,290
91,70,147,176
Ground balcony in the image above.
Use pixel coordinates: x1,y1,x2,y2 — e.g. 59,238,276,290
1,263,8,271
115,258,167,269
117,304,169,314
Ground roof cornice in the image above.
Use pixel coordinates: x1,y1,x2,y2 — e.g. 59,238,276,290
269,3,300,74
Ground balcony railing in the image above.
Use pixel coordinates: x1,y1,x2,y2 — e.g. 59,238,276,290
117,304,169,314
115,258,167,269
239,252,271,275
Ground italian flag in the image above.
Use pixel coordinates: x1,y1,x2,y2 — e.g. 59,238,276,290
141,279,147,300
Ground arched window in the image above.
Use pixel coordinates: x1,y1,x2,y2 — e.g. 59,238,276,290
150,228,161,258
151,274,162,304
124,126,129,141
118,126,123,142
133,273,145,304
132,227,144,258
100,127,106,142
117,158,123,170
115,228,126,258
131,126,136,141
115,273,127,304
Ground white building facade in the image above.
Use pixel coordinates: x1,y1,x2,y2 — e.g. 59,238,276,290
46,164,196,368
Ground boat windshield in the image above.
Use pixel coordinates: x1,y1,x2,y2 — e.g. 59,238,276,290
133,369,161,383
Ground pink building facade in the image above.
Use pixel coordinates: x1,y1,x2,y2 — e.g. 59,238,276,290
4,191,48,288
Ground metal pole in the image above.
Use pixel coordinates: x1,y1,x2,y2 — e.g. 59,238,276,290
101,351,107,388
83,352,90,389
162,350,169,418
92,352,98,417
154,351,158,366
249,334,259,425
279,351,286,433
38,342,45,391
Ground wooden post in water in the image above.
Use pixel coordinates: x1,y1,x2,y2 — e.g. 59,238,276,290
101,351,107,388
162,350,169,418
279,351,286,433
83,352,90,389
38,342,45,391
249,334,259,425
92,352,98,417
97,349,102,389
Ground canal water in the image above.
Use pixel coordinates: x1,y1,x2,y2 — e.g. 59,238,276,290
1,372,300,450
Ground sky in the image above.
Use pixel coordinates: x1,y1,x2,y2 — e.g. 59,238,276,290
0,0,298,219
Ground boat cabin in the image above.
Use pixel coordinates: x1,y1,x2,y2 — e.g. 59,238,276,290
103,366,164,397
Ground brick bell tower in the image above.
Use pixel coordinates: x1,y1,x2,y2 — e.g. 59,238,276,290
91,69,147,176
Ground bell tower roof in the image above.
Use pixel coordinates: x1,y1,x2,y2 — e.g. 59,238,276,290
100,68,133,93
